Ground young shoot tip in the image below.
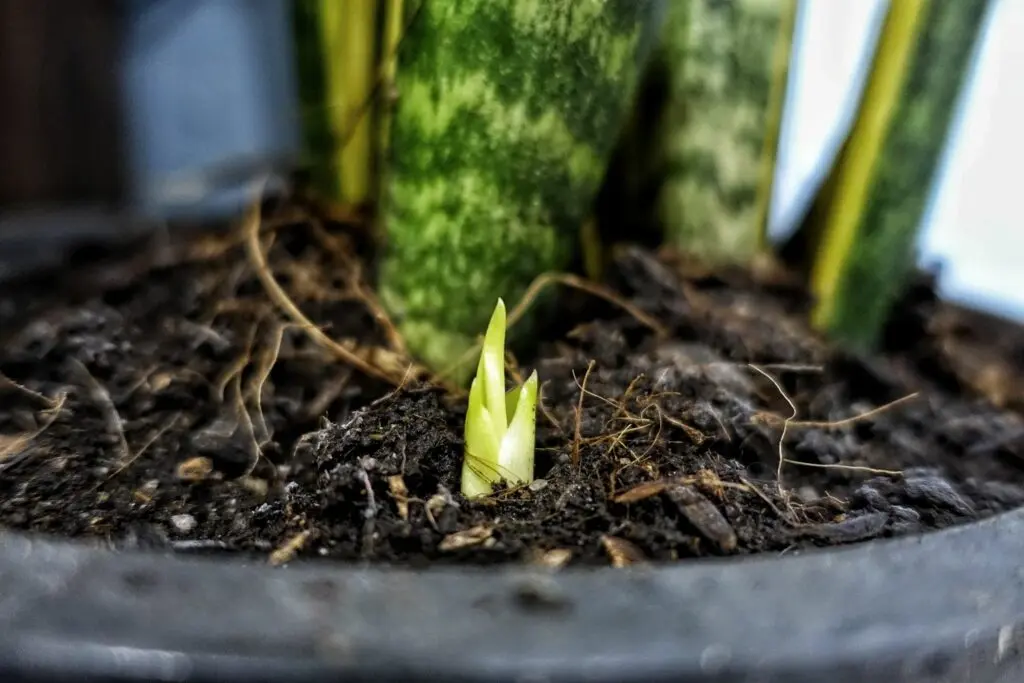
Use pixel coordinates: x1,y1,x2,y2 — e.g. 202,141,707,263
461,299,537,498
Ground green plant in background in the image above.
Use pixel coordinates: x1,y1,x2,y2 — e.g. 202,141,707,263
378,0,665,378
651,0,797,264
462,299,539,498
799,0,992,351
291,0,334,198
292,0,383,209
292,0,989,376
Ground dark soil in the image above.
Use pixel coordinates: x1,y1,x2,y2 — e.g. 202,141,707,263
2,211,1024,567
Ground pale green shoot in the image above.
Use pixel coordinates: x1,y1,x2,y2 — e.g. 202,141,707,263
461,298,539,498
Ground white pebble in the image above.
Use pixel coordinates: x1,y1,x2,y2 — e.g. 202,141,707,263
170,514,196,534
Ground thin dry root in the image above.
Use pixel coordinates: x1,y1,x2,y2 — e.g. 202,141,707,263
308,217,408,356
98,412,182,487
537,381,563,434
613,375,645,422
748,364,910,502
0,391,68,462
242,200,423,386
785,392,920,430
247,321,289,443
748,363,798,506
68,359,130,466
437,270,670,387
504,350,524,385
233,375,263,478
779,460,902,476
302,369,352,421
612,478,680,504
571,361,596,469
739,476,792,523
507,272,668,338
0,372,58,408
655,405,707,444
214,316,263,403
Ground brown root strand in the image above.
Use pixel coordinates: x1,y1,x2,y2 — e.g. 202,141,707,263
242,199,422,386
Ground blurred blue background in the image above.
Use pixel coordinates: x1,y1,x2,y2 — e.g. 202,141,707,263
770,0,1021,321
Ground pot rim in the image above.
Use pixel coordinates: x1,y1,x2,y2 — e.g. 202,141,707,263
0,507,1021,683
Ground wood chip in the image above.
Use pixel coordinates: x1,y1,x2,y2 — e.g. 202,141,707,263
149,372,174,392
612,478,677,504
532,548,573,569
176,456,214,482
638,460,660,479
694,468,727,499
666,485,737,552
269,529,313,566
387,475,410,520
425,493,448,530
678,422,707,444
439,525,493,552
801,511,888,543
600,535,647,567
240,476,269,498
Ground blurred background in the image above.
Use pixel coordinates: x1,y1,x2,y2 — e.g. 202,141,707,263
773,0,1023,322
0,0,1019,323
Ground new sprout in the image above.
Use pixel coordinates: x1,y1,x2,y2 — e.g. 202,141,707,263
461,298,538,498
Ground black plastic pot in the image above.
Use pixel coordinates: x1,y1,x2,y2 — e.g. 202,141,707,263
1,223,1023,683
0,509,1022,683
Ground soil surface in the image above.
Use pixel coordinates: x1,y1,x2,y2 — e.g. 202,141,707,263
2,208,1024,567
